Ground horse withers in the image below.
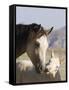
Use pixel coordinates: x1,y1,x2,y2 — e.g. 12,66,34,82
16,23,54,73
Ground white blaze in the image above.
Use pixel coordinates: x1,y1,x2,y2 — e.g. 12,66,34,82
36,35,48,70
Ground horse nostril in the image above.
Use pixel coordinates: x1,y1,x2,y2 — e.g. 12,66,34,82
35,63,43,73
38,64,45,73
39,65,42,71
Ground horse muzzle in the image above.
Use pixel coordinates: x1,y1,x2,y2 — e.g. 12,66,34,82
35,63,45,74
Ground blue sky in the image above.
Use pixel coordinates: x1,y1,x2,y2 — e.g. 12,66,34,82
16,6,66,29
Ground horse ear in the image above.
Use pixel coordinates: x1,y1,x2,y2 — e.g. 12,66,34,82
32,24,41,33
39,24,41,28
51,50,55,58
46,27,54,36
36,24,41,30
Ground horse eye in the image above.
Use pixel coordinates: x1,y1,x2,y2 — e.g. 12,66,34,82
35,42,40,48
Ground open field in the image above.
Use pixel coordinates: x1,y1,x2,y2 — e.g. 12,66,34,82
16,48,66,83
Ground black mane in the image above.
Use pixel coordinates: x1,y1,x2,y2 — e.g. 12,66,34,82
16,24,30,46
16,23,42,58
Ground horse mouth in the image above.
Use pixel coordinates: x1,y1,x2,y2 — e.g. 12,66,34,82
35,68,44,74
35,63,45,74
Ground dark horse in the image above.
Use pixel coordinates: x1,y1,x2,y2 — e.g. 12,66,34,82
16,23,54,73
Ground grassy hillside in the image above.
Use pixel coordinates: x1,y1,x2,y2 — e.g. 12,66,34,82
48,26,66,49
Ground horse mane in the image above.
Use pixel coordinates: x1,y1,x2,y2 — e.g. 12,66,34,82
16,23,46,43
16,23,46,58
16,24,30,46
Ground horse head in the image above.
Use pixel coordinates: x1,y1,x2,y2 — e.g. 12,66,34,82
26,23,54,73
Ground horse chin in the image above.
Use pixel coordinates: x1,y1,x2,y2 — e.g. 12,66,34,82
35,68,44,74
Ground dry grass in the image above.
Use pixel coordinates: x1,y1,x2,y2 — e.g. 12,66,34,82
16,48,66,83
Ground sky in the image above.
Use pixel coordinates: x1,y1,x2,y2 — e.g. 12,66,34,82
16,6,66,29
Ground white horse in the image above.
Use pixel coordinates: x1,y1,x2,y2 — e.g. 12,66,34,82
45,51,60,78
16,53,61,83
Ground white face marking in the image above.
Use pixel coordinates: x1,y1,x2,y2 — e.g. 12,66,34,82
36,35,48,70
